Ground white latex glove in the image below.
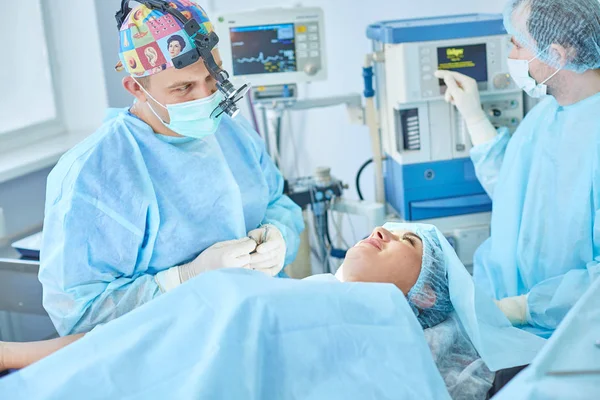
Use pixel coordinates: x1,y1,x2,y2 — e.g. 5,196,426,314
495,295,529,326
434,70,497,146
334,264,345,281
155,237,257,292
247,224,286,277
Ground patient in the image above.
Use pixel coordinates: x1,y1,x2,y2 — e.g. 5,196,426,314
317,225,453,329
0,225,453,372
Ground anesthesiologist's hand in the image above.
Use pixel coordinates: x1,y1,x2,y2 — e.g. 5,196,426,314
155,237,257,292
434,70,486,123
434,70,497,146
495,295,528,326
248,224,286,277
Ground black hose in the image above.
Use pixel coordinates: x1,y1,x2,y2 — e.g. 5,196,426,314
324,207,333,247
356,158,374,201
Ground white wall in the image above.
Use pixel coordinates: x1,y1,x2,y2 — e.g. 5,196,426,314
48,0,108,133
0,0,108,240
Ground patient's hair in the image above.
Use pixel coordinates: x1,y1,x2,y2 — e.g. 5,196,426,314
407,230,453,329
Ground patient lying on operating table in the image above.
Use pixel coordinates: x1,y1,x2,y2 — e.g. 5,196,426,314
0,224,453,372
312,225,453,329
1,223,545,400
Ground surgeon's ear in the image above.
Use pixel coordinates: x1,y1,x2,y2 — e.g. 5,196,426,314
410,285,437,309
549,44,569,68
123,76,147,103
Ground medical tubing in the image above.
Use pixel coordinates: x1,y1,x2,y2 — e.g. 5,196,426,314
324,208,333,247
356,158,374,201
276,113,283,163
364,54,385,204
363,66,375,98
247,92,261,134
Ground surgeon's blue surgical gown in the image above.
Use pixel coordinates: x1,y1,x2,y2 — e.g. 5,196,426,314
471,93,600,337
39,109,303,335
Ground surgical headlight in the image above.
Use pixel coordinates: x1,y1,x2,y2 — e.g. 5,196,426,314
115,0,249,118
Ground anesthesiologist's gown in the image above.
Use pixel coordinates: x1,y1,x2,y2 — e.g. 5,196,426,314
471,93,600,337
39,109,303,336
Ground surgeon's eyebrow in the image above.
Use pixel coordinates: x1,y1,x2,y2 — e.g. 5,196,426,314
167,80,196,89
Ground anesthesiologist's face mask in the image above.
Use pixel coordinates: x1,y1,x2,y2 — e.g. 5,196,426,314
136,80,224,139
507,49,562,98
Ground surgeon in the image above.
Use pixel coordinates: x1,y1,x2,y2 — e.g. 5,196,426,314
38,0,304,336
435,0,600,336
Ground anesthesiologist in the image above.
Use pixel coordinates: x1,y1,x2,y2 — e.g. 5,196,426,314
38,0,303,336
435,0,600,336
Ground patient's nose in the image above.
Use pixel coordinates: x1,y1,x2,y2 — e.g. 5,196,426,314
371,227,391,242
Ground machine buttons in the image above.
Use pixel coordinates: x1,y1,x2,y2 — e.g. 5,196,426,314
298,43,308,50
421,57,431,64
308,25,318,32
493,73,512,89
395,108,421,151
309,50,320,58
297,34,307,41
422,74,432,81
297,50,308,58
420,48,431,56
424,169,435,180
422,65,432,72
304,64,319,76
490,109,502,117
309,42,319,50
309,34,319,41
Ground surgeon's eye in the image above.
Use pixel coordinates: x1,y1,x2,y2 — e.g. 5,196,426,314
177,84,192,92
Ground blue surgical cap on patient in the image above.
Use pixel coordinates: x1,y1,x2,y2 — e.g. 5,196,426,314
386,224,454,329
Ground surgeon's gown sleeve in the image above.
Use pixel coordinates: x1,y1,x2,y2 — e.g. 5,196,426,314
40,192,161,336
470,127,511,199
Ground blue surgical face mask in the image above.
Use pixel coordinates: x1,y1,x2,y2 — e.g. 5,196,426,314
137,80,224,139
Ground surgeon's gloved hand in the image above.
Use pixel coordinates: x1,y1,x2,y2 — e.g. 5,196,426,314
155,237,257,292
495,295,529,326
434,70,497,146
248,224,286,277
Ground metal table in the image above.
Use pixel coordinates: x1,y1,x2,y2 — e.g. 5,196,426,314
0,238,57,341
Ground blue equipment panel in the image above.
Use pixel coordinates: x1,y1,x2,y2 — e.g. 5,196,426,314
367,14,506,44
384,157,492,221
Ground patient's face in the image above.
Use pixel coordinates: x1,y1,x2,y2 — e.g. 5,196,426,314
343,227,423,295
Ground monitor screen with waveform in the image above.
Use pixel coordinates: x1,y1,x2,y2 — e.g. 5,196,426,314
230,24,297,76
